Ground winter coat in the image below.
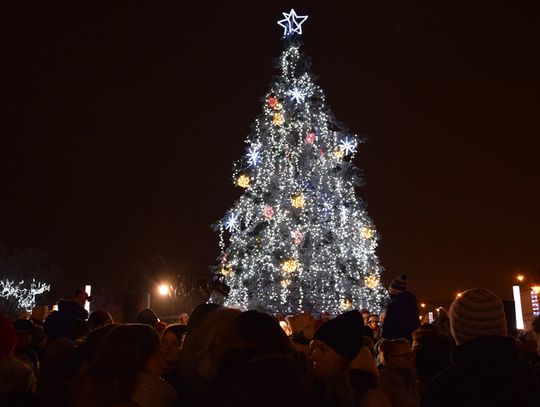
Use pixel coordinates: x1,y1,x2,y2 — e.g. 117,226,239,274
381,291,419,341
420,336,537,407
43,300,88,340
378,366,419,407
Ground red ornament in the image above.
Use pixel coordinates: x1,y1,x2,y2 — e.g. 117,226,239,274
267,96,278,108
263,205,274,220
306,131,316,144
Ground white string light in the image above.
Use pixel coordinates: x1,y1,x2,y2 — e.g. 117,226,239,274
0,279,50,312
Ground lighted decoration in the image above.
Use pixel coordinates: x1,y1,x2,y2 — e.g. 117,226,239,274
340,298,353,311
246,146,261,167
292,228,304,245
364,274,379,289
224,212,239,233
262,205,274,220
287,87,306,104
339,137,357,156
360,227,374,239
215,10,386,315
220,263,233,278
291,193,305,208
267,95,278,108
237,173,251,188
272,112,284,126
0,279,50,312
281,258,297,275
334,148,345,159
277,9,308,36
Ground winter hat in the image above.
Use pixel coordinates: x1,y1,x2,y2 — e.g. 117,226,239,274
389,274,408,296
313,310,365,361
0,313,17,358
449,287,507,345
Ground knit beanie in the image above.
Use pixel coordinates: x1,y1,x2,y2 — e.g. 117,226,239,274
313,310,364,361
0,313,17,358
389,274,408,296
449,287,507,345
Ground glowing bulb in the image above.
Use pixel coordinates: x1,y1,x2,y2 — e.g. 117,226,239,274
334,148,345,159
272,112,284,126
237,174,251,188
420,303,426,308
517,274,525,282
158,284,170,296
364,274,379,289
360,227,374,239
291,193,305,208
281,258,297,274
532,286,540,294
456,292,462,298
281,279,291,288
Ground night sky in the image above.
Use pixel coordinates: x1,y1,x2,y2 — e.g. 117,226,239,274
3,1,539,304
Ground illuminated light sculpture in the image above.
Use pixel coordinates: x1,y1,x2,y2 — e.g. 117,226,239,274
0,279,50,312
246,145,261,167
236,173,251,188
215,9,386,315
277,9,308,36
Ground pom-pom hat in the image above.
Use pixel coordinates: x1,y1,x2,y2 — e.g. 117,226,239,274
389,274,408,296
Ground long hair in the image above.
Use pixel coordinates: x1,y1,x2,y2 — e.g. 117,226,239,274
75,324,159,406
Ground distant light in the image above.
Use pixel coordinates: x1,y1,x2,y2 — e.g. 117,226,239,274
513,285,524,330
420,302,426,308
532,286,540,294
517,274,525,282
158,284,170,296
456,292,462,298
84,285,91,313
428,312,434,324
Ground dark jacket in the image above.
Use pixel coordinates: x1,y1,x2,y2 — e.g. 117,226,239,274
421,336,537,407
43,300,88,340
381,291,419,340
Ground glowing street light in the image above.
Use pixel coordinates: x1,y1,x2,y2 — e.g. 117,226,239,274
420,303,426,308
532,286,540,295
158,284,170,296
516,274,525,282
456,292,462,298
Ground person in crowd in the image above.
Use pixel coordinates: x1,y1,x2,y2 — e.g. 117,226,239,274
176,306,241,405
31,305,49,325
13,319,40,376
421,287,537,406
286,313,316,357
40,289,90,406
155,321,168,336
378,338,420,407
178,313,189,326
360,309,370,326
76,323,177,407
381,274,420,341
137,308,160,327
433,307,452,338
310,310,390,406
185,303,221,333
530,316,540,387
411,328,454,394
87,309,113,331
209,310,311,407
0,313,40,406
161,324,187,369
367,315,380,340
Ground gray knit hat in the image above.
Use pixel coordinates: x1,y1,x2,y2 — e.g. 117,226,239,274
449,287,507,345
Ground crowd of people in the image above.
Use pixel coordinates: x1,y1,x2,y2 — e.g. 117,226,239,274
1,274,539,406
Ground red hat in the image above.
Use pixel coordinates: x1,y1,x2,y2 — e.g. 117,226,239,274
0,313,17,358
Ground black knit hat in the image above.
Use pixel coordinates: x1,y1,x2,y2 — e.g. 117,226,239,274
313,310,364,361
389,274,408,296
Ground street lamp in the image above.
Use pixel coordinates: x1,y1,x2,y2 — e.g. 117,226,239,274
158,283,170,296
420,303,426,309
516,274,525,283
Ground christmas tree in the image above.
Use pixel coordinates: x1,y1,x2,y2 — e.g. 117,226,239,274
215,9,387,315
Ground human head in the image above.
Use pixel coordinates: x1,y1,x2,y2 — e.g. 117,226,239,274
136,308,159,326
368,314,379,330
178,313,189,325
311,310,364,379
379,338,413,370
13,319,35,349
187,303,221,332
88,309,113,331
360,309,370,325
72,288,93,308
161,324,187,364
389,274,408,297
532,316,540,357
449,287,507,345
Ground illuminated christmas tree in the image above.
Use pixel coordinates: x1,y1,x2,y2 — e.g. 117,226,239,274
215,9,387,315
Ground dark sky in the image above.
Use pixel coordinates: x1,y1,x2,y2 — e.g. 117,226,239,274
3,1,539,304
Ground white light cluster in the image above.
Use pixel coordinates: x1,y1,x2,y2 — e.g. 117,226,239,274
277,9,308,37
215,26,386,316
0,279,50,312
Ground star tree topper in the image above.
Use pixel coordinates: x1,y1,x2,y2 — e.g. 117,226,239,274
277,9,308,36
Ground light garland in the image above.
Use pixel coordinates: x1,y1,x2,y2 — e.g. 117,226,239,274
0,279,50,312
214,10,387,315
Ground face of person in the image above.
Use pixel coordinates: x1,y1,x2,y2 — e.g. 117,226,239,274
146,347,168,377
161,331,183,364
368,319,378,329
310,339,348,380
384,340,414,370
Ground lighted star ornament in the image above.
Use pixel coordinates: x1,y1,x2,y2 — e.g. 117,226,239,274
277,9,308,36
287,87,306,104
